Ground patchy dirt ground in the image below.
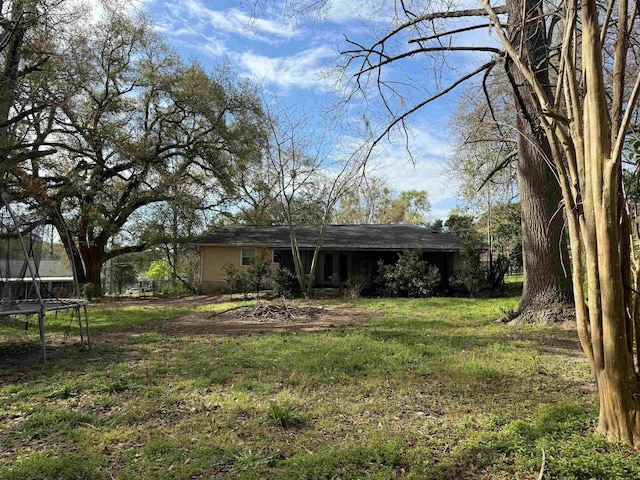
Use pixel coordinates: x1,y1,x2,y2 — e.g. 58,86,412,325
0,297,377,366
162,302,376,336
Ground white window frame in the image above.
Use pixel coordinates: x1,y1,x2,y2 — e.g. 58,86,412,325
241,247,257,266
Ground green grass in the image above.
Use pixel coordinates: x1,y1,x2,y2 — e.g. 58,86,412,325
1,295,639,479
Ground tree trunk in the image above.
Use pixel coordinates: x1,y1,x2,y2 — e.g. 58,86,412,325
578,0,640,446
512,115,574,322
506,0,573,324
79,242,104,296
483,0,640,448
172,209,178,286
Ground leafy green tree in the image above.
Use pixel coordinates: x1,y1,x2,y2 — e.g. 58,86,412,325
28,7,264,294
425,219,443,232
146,259,171,283
0,0,72,181
444,213,474,237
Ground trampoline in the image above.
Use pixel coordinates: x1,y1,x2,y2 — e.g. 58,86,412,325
1,189,90,365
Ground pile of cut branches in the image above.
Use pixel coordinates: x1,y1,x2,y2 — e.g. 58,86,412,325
209,303,324,322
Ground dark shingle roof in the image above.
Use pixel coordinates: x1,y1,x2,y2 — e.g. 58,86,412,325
196,225,460,252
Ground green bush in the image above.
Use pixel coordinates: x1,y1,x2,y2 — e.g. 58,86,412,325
81,283,96,301
222,263,251,296
159,282,191,296
222,257,272,296
271,267,294,296
246,257,271,293
375,250,441,297
450,234,510,297
344,274,365,298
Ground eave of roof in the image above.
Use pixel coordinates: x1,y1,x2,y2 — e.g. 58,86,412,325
196,224,461,251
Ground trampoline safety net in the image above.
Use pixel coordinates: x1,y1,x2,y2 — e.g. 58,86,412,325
0,190,90,365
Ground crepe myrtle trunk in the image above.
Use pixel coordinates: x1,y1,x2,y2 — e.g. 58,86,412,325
506,0,573,323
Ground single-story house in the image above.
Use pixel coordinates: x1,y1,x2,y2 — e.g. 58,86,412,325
1,259,76,299
196,224,462,293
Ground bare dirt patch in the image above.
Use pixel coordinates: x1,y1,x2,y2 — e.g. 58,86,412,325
162,302,376,336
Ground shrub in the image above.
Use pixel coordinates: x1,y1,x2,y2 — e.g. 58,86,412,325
246,257,271,293
375,250,441,297
271,267,294,296
448,271,469,296
487,253,510,292
344,274,365,298
222,263,250,296
82,283,96,300
453,236,511,296
222,257,272,296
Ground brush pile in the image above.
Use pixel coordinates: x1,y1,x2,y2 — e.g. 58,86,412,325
209,303,324,322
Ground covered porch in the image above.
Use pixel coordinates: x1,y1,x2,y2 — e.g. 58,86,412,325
274,248,456,292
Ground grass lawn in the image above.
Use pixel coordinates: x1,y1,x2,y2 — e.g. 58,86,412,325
1,295,639,479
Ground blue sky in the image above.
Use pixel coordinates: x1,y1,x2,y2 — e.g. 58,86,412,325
135,0,497,221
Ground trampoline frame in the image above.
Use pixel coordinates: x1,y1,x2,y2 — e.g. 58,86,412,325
1,190,90,365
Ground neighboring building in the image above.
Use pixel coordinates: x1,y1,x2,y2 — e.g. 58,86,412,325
1,259,75,299
196,224,462,293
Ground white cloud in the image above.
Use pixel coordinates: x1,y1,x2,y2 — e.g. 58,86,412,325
180,0,297,41
238,46,337,91
368,125,459,211
319,0,397,25
194,42,228,59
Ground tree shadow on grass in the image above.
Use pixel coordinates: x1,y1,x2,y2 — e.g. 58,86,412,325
410,402,640,480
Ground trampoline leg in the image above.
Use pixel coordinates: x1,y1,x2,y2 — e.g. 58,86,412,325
76,307,85,347
83,305,90,350
38,309,46,366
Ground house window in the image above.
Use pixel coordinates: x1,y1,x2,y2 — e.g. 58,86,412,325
241,247,256,266
273,250,282,264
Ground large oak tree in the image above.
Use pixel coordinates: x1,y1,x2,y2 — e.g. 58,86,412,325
29,8,264,293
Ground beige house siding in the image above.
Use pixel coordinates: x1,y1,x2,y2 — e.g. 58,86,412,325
199,246,278,293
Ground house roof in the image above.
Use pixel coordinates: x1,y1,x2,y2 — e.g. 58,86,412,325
1,259,73,280
196,225,461,252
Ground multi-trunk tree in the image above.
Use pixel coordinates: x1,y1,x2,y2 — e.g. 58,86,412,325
263,100,364,297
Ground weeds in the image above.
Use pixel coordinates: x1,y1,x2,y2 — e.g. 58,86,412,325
266,400,306,429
